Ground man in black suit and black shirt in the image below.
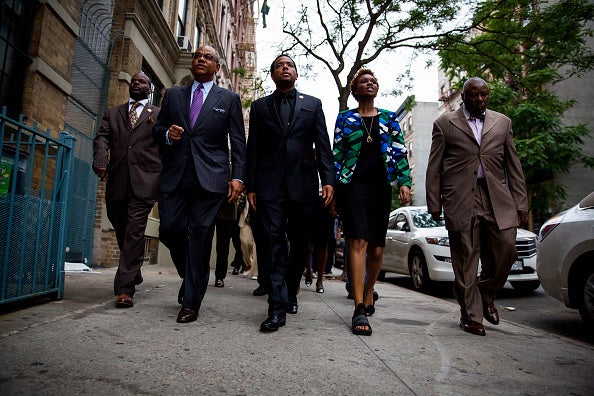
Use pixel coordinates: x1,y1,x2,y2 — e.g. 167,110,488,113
246,54,334,332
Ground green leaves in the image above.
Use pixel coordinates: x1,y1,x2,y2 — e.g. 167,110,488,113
439,0,594,216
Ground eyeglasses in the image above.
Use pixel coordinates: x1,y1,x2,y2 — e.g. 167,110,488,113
193,52,217,62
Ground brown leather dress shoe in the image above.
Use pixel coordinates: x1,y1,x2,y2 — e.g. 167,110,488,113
115,294,134,308
459,317,486,336
177,308,198,323
483,302,500,325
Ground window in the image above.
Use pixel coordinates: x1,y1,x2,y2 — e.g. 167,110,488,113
142,61,163,107
0,0,35,117
193,22,201,51
177,0,188,37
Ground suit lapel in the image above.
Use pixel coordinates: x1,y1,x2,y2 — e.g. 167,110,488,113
192,85,223,132
288,92,304,134
118,103,130,130
178,84,192,130
133,105,154,129
450,108,477,145
481,110,498,138
265,95,284,134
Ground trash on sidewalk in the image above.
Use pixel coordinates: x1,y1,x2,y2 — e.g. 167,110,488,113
64,262,93,272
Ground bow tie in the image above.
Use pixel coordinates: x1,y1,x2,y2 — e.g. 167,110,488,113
469,113,485,122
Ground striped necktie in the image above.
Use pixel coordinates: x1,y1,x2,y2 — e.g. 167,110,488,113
190,84,203,127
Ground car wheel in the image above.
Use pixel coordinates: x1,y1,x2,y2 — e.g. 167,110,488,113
409,251,432,293
509,280,541,292
377,270,386,281
578,271,594,327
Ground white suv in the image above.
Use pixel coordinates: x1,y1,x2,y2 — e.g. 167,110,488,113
537,191,594,327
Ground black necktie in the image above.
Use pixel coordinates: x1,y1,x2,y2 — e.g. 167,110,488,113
279,96,290,129
470,113,485,122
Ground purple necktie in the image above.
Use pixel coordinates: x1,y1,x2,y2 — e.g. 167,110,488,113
190,83,203,127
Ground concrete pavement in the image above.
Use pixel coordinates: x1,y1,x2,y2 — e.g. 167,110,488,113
1,262,593,395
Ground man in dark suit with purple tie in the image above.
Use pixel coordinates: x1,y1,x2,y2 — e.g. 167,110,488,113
93,71,161,308
246,54,334,332
153,45,246,323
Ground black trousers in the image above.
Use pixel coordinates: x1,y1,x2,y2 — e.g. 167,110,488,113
214,217,242,280
253,193,315,315
158,168,224,311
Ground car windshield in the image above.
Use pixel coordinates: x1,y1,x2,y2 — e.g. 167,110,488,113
578,190,594,209
411,210,445,228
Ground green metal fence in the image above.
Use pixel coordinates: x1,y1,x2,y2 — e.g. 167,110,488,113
0,107,75,303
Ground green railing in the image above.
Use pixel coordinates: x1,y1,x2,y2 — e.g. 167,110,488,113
0,107,75,304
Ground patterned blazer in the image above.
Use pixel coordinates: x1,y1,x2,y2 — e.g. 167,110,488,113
333,108,411,187
93,102,162,200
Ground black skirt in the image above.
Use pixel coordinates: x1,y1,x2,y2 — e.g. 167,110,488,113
335,116,391,247
335,180,391,247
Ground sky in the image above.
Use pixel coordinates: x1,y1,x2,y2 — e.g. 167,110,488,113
253,1,441,134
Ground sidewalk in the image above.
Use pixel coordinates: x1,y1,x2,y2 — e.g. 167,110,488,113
1,262,593,395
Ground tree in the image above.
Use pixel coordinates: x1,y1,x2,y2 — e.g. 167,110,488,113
437,0,594,221
279,0,482,111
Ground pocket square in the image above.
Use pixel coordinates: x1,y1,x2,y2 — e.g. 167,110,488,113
213,107,226,113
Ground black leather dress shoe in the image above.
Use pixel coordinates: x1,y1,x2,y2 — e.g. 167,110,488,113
232,267,240,275
483,302,500,325
287,302,298,314
177,308,198,323
260,314,286,332
253,285,268,296
459,317,486,336
214,279,224,288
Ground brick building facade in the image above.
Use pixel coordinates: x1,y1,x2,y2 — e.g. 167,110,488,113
1,0,258,268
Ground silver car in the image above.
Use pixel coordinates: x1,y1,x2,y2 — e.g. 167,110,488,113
537,191,594,327
380,206,539,293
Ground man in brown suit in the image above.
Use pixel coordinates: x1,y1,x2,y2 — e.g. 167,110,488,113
426,77,528,336
93,71,161,308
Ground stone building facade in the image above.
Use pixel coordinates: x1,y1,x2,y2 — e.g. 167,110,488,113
394,98,440,206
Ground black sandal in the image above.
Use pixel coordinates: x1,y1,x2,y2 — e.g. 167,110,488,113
352,303,372,336
364,287,376,316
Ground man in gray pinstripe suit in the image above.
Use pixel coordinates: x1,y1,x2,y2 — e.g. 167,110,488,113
153,45,246,323
93,71,161,308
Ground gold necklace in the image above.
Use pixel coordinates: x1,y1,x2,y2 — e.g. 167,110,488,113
361,115,374,143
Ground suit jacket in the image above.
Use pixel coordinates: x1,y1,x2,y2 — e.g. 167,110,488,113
153,83,246,194
333,108,411,188
93,102,162,200
246,91,334,202
425,108,528,231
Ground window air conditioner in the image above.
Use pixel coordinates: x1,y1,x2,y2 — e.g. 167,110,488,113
177,36,192,52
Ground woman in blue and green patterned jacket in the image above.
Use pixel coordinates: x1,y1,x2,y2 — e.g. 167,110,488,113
333,67,411,336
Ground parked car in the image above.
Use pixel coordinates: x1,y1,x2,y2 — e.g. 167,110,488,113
537,191,594,327
379,206,539,293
